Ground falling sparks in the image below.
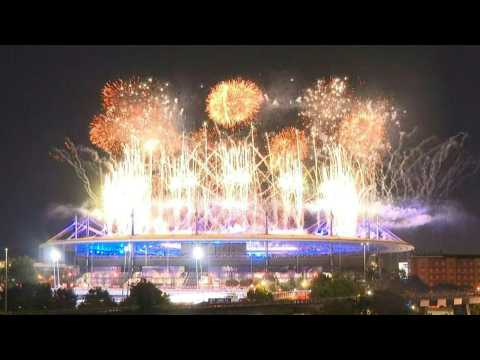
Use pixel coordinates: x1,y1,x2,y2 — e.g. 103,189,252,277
309,146,365,237
269,127,308,169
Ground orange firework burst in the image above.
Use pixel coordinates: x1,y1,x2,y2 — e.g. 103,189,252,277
338,100,398,163
269,127,308,168
300,77,353,142
90,77,182,154
206,78,264,129
89,114,125,156
102,77,155,111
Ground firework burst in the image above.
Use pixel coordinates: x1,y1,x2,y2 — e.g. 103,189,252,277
269,127,308,169
54,75,479,239
89,114,125,156
300,77,353,142
206,78,264,129
339,99,399,163
90,77,183,155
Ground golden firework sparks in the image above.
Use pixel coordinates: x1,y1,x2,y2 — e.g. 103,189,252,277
189,123,220,151
62,74,463,241
90,77,183,155
206,78,264,129
308,145,375,237
89,114,125,156
269,127,308,169
339,99,398,163
300,77,352,142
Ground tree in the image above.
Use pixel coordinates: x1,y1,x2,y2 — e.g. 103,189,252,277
239,278,253,287
279,277,297,291
254,273,279,292
357,290,410,315
432,283,468,292
398,276,429,297
122,278,169,312
247,286,273,303
310,274,359,300
4,283,52,312
322,299,358,315
9,256,37,285
33,284,53,310
79,287,116,311
470,304,480,315
51,288,77,310
225,279,239,287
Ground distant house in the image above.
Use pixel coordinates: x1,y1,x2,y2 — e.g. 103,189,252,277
410,255,480,290
426,308,454,315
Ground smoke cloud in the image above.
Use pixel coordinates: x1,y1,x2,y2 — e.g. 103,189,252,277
380,201,476,229
46,202,101,220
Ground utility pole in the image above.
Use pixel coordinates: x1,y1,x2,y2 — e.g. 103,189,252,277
329,211,334,273
265,208,269,273
131,209,135,236
338,249,342,271
363,243,367,282
265,240,269,273
166,248,169,275
74,215,78,239
330,211,334,236
377,248,382,279
86,216,90,237
264,209,268,235
195,209,198,235
145,245,148,267
250,255,253,280
330,244,334,273
4,248,8,313
195,256,199,289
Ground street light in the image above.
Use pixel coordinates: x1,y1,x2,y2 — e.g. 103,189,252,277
124,244,132,274
250,254,253,280
50,248,61,289
144,245,148,267
193,246,203,289
301,279,309,289
4,248,8,313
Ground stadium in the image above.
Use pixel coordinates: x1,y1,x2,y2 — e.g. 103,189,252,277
39,76,429,303
38,215,414,303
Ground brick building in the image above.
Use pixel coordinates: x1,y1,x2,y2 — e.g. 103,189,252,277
410,255,480,289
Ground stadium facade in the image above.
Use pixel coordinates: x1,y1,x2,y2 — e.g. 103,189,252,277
39,216,413,272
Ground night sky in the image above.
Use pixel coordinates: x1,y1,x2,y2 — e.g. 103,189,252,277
2,45,480,257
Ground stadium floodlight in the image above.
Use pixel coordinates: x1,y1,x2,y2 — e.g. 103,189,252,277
193,246,204,289
50,248,61,289
193,246,204,260
50,248,61,262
